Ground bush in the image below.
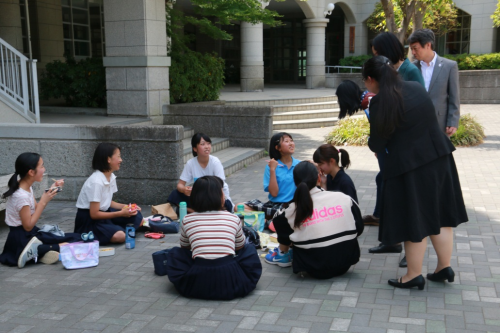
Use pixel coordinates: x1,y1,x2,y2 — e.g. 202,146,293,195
40,57,106,108
169,48,225,104
338,55,371,73
326,114,484,147
442,53,500,70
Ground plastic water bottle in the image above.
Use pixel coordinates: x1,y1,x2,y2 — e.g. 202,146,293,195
125,224,135,249
179,202,187,224
237,204,245,213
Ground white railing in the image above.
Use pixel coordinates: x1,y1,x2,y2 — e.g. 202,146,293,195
0,38,40,123
326,65,362,74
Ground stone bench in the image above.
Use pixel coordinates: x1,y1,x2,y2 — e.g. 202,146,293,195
0,173,48,211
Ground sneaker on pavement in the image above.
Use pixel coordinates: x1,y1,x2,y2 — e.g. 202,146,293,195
18,237,42,268
39,251,60,265
265,248,292,267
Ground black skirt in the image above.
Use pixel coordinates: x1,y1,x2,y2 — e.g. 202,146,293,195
379,153,468,244
74,208,143,245
0,226,81,267
165,244,262,300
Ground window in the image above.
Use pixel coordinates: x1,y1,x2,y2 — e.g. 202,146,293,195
61,0,91,58
436,9,471,55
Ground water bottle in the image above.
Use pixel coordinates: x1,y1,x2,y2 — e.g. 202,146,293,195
179,202,187,224
125,224,135,249
237,204,245,213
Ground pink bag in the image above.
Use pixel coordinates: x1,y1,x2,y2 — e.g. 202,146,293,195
60,241,99,269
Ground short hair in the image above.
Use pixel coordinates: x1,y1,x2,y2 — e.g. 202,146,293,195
92,143,121,172
336,80,363,119
191,132,212,157
190,176,224,212
408,29,435,50
371,32,405,64
269,132,293,160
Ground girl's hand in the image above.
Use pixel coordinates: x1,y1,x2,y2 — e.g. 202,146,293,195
268,159,278,171
184,186,192,196
53,179,65,187
40,188,58,205
121,208,138,218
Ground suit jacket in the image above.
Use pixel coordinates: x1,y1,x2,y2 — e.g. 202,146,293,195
398,58,425,87
368,81,455,180
414,54,460,131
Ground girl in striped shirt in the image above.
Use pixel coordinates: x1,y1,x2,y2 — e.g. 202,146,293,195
165,176,262,300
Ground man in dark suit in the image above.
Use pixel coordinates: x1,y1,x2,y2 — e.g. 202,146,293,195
408,29,460,137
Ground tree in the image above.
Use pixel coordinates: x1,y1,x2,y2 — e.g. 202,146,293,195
492,0,500,28
367,0,458,43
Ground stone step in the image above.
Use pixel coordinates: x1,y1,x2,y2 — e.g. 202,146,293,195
273,117,339,130
213,147,266,178
272,101,339,113
225,95,337,107
183,137,230,163
273,109,340,121
183,126,194,140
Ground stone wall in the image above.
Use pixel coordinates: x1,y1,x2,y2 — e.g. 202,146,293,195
0,124,184,205
0,173,48,211
164,105,273,150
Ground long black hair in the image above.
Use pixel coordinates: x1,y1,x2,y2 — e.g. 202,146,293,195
313,144,351,169
2,152,41,199
269,132,293,160
292,161,318,229
336,80,363,119
371,32,405,64
362,56,404,138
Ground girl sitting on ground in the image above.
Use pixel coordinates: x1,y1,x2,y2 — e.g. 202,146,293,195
165,176,262,300
313,144,358,203
0,153,81,268
167,133,234,213
240,132,300,218
265,161,363,279
74,143,144,245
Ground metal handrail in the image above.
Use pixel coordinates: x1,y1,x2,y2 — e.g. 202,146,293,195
325,65,362,74
0,38,40,123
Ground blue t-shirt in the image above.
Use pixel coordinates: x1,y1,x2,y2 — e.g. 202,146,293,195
263,157,301,203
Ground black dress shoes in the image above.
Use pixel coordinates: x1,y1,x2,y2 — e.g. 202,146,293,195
388,275,425,290
399,256,407,268
369,243,403,254
427,267,455,282
362,215,380,226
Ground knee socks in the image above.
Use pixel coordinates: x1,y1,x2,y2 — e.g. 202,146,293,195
38,244,60,258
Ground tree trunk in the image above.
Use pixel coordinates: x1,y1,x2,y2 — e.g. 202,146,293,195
414,2,426,31
381,0,398,33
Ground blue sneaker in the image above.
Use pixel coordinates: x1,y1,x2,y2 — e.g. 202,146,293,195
265,248,292,267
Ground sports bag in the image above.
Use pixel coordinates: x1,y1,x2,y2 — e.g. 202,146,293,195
152,248,171,276
60,241,99,270
149,214,180,234
241,211,265,232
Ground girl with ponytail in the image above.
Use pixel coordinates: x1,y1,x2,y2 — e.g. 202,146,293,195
0,153,81,268
313,144,358,203
265,161,363,279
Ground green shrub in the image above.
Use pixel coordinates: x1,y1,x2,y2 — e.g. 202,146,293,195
338,55,371,73
442,53,500,70
450,114,485,147
169,48,225,104
326,116,369,146
40,57,106,108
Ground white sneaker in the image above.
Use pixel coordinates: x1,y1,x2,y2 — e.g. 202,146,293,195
39,251,59,265
18,237,42,268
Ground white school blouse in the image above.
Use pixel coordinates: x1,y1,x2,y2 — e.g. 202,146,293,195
5,187,35,227
76,171,118,211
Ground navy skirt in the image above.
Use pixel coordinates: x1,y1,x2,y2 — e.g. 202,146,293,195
166,244,262,300
74,208,143,245
0,225,81,267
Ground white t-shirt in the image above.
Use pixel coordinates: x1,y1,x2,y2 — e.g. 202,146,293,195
180,156,232,203
5,187,35,227
76,171,118,211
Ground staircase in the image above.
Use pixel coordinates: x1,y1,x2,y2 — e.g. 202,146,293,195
181,127,265,178
226,95,339,130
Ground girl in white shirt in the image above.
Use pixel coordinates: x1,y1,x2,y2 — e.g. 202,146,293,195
74,143,144,245
0,153,81,268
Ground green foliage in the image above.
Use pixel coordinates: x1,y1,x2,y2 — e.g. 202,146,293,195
326,117,370,146
492,0,500,28
442,53,500,70
450,114,485,147
338,55,372,72
40,57,106,108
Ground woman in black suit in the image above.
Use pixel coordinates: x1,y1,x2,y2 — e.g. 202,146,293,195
363,56,468,290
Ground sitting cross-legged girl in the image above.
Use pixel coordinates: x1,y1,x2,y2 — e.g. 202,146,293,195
0,153,81,268
165,176,262,300
265,161,364,279
74,143,144,245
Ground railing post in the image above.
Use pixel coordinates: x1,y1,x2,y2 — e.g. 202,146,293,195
20,59,29,116
31,60,40,123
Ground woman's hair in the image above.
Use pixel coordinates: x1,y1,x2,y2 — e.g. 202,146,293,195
92,143,121,172
269,132,293,160
191,133,212,157
292,161,318,229
2,152,41,199
335,80,363,119
190,176,224,212
362,56,404,138
371,32,405,64
313,144,351,169
408,29,435,50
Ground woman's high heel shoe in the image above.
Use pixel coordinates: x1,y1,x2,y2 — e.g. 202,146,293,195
426,267,455,282
388,275,425,290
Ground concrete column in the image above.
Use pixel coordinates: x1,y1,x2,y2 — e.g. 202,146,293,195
240,22,264,92
103,0,169,123
0,0,23,53
303,18,329,89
